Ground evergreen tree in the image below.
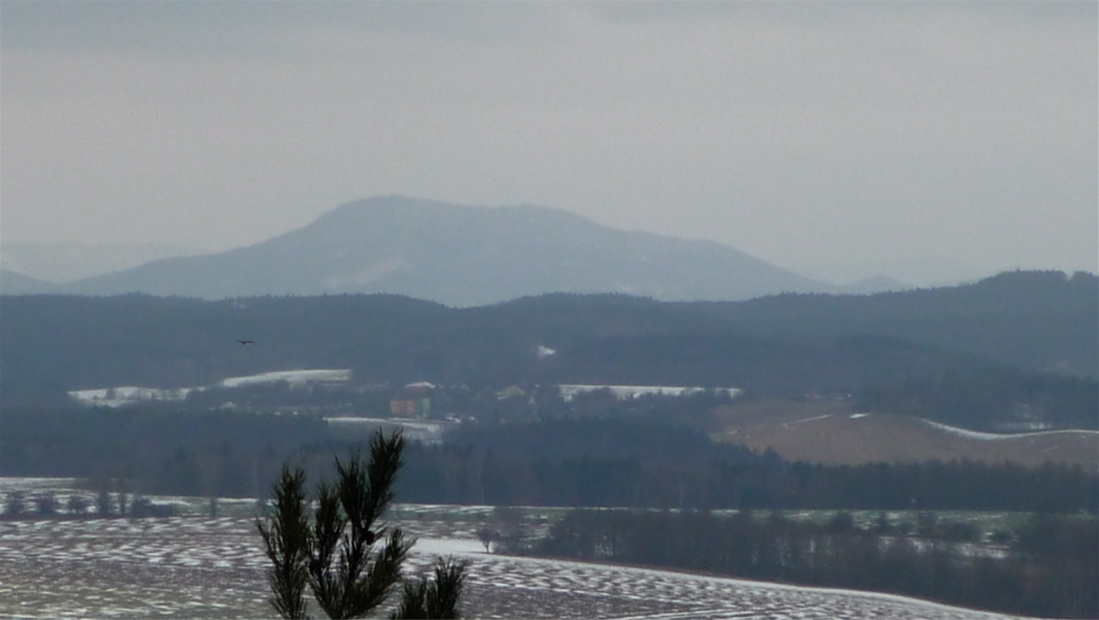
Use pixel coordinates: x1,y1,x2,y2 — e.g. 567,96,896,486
309,432,413,619
391,558,469,620
256,465,311,619
257,430,468,619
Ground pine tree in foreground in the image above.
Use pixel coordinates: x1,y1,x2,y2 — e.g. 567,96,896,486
256,430,468,619
391,557,469,620
256,465,311,619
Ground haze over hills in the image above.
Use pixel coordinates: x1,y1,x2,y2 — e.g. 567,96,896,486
793,257,991,291
0,269,61,295
56,196,831,305
0,241,198,295
0,242,195,283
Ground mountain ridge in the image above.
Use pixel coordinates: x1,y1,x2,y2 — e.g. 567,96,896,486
0,241,195,284
0,268,62,295
60,196,830,304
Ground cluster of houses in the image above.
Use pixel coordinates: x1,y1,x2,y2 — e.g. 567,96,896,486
389,381,435,417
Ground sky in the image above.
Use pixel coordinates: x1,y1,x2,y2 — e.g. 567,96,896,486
2,1,1096,283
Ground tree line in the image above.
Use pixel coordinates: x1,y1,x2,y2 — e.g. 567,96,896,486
4,407,1094,514
3,270,1096,433
399,442,1095,513
531,508,1098,618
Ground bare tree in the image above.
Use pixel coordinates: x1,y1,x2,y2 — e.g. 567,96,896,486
4,491,26,517
95,488,112,518
67,494,90,516
475,528,497,553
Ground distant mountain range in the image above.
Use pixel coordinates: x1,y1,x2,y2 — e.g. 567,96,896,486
0,241,195,285
4,197,837,304
0,269,61,295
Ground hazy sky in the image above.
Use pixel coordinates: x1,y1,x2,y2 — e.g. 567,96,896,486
2,1,1096,279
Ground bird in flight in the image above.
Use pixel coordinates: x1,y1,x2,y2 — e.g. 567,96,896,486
236,339,255,345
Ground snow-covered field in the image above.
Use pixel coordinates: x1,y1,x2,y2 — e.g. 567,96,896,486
0,498,1041,618
68,368,352,407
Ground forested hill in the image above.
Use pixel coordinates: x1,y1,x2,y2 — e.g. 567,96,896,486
687,269,1099,378
2,270,1095,430
477,269,1097,379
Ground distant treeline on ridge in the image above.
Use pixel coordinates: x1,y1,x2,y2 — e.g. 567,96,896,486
2,270,1096,432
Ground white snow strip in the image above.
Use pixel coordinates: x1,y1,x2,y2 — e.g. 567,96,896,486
325,417,450,432
786,414,832,426
411,538,485,556
558,384,740,402
922,419,1099,441
69,368,352,407
69,386,192,407
220,368,351,388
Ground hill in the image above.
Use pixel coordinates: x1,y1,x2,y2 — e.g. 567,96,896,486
687,269,1099,378
2,270,1095,432
62,196,828,304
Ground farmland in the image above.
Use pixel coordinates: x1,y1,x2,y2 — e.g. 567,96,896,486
0,479,1044,620
709,398,1099,473
0,515,1039,620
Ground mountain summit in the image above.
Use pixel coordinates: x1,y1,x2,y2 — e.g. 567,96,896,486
64,196,828,304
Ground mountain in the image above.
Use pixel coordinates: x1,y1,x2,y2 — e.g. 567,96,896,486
0,268,62,295
62,196,829,304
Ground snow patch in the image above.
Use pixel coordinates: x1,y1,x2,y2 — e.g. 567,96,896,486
558,384,740,402
325,417,449,433
219,368,350,388
324,417,453,444
785,414,832,426
412,537,485,556
69,368,352,407
923,419,1099,441
69,386,193,407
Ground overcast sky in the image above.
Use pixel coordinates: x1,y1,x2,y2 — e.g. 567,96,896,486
2,1,1096,280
